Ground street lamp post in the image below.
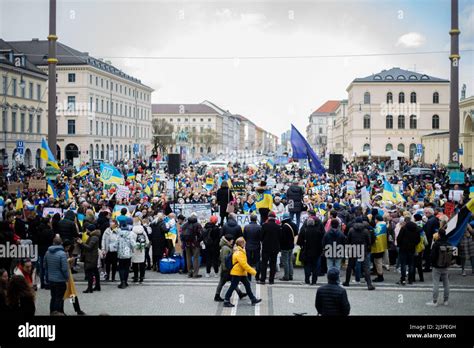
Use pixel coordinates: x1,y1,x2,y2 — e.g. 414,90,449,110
47,0,58,158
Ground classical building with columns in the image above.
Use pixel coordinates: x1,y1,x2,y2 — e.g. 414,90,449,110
6,39,153,165
0,39,48,170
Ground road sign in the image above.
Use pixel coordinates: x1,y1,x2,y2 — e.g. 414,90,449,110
16,140,24,155
458,148,464,155
416,144,423,154
133,143,139,154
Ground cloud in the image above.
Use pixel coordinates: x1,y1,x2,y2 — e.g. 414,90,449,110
396,32,426,48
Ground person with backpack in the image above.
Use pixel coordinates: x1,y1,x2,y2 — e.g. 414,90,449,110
279,212,298,281
214,234,246,302
181,213,203,278
396,219,420,285
203,215,221,278
223,237,262,307
131,217,150,283
117,225,136,289
426,228,452,306
76,224,101,293
322,219,346,271
101,220,120,282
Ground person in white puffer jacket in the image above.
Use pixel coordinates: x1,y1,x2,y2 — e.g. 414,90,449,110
130,217,150,283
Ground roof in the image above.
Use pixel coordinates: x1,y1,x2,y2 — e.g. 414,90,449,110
152,104,219,114
7,39,151,88
0,39,47,77
352,67,449,83
421,131,450,138
312,100,341,114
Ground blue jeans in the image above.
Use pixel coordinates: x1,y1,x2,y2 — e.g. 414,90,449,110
399,251,415,282
327,258,342,271
280,250,293,279
290,212,301,228
304,256,321,284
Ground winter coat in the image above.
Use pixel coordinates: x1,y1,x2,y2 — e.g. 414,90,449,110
180,216,203,248
261,218,281,253
131,225,150,263
230,245,257,277
397,221,421,254
101,227,120,253
423,215,440,241
222,218,242,241
297,219,324,260
280,218,298,250
315,283,350,316
80,230,101,270
219,236,233,272
117,229,136,259
272,202,286,214
346,222,371,255
43,245,69,283
202,222,221,250
150,219,168,247
216,187,233,213
286,185,304,213
57,210,79,243
35,221,55,257
243,222,262,251
322,228,346,252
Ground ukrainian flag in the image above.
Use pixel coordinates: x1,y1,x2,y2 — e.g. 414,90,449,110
256,189,273,210
144,185,151,196
127,172,136,181
100,163,124,185
65,183,72,201
47,180,58,199
77,213,85,227
16,188,23,211
266,159,274,170
382,180,405,203
74,166,89,178
153,182,159,196
40,138,60,170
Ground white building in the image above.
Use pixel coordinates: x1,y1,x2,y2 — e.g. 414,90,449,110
8,39,153,164
0,39,48,169
306,100,340,156
332,67,449,160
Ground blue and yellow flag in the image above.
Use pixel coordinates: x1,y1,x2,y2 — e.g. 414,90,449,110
65,183,72,201
153,182,159,196
40,138,60,170
127,172,136,181
256,189,273,210
266,159,274,170
74,166,89,178
382,180,405,203
77,213,85,227
47,180,57,199
16,188,23,211
100,163,124,185
144,185,151,196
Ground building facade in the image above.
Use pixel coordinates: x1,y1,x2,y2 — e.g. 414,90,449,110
307,100,340,156
0,39,48,169
422,95,474,167
7,39,153,165
331,67,449,160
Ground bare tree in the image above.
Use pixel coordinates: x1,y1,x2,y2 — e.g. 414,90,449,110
187,127,220,155
152,118,174,155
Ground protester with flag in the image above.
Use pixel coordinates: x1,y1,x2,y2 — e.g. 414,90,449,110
40,138,60,170
255,181,273,225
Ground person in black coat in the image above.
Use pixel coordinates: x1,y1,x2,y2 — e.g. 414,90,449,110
423,209,439,272
202,216,222,277
221,213,242,241
33,217,55,289
0,218,15,276
150,214,169,272
279,213,298,281
56,210,79,245
14,210,27,240
316,268,350,316
243,214,262,281
397,220,420,285
259,212,281,285
286,182,304,227
343,217,375,290
297,217,324,285
216,181,234,227
6,275,36,320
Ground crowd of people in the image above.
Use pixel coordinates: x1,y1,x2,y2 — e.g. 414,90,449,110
0,156,473,316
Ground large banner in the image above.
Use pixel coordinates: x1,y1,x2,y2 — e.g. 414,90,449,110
28,179,46,190
218,212,308,228
173,203,212,223
115,185,130,200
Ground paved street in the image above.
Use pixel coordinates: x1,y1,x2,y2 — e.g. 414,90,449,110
34,265,474,316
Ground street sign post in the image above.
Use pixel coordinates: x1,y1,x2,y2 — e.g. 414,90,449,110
16,140,24,155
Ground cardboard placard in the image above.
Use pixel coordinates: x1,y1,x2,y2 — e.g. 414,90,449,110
7,183,24,194
28,179,46,190
444,201,455,219
43,207,63,218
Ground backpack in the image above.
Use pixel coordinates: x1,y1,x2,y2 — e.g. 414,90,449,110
181,223,195,243
136,233,147,248
436,244,454,268
224,251,235,271
203,226,213,246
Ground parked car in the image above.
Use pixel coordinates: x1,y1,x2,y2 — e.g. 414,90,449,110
402,167,434,181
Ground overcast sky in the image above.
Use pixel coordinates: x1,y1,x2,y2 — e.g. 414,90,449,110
1,0,473,138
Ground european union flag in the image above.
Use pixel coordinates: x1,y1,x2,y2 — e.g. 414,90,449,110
290,124,325,175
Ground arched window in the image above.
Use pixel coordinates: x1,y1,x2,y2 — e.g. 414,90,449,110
398,143,405,153
364,92,371,104
363,114,371,129
386,92,393,104
433,92,439,104
95,144,99,160
89,144,94,161
207,146,211,153
363,143,370,152
432,114,440,129
409,144,417,159
399,92,405,103
106,144,109,161
398,115,405,129
410,115,417,129
385,143,393,151
410,92,417,103
101,144,104,159
386,115,393,129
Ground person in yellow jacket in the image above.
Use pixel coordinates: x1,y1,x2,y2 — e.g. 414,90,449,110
223,237,262,307
371,215,388,283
